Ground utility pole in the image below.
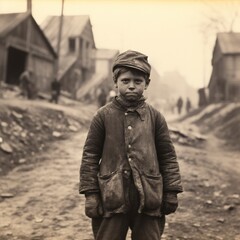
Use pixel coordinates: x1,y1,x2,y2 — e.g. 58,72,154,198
202,38,206,88
26,0,32,71
201,28,208,89
55,0,65,81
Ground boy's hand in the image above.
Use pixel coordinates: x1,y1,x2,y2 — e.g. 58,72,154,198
162,192,178,215
85,193,103,218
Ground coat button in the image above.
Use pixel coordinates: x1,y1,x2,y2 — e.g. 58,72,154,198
128,144,131,148
125,112,128,116
128,126,132,130
128,158,132,162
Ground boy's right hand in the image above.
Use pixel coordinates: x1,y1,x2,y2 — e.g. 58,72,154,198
162,192,178,215
85,193,103,218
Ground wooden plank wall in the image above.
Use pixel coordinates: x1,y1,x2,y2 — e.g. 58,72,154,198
32,55,54,92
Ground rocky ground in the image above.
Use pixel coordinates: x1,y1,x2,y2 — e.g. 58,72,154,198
0,99,95,176
0,99,240,240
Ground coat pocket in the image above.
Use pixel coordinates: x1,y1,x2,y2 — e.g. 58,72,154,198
98,171,125,211
141,173,163,210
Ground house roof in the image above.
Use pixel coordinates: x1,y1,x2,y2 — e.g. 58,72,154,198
58,54,78,80
95,48,119,60
217,32,240,54
41,15,95,56
0,12,29,36
0,12,57,57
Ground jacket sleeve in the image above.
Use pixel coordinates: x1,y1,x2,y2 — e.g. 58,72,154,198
79,111,105,194
155,111,183,193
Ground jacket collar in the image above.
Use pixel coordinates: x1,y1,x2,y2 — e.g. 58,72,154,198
112,97,146,121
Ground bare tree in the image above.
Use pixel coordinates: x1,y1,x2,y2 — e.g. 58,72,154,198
200,0,240,35
199,1,240,87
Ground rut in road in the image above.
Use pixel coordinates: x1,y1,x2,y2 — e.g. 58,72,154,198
0,131,93,240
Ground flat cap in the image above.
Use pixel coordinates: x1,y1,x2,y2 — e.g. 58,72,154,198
112,50,151,76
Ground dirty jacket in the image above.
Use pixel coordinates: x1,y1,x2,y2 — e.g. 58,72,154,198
79,98,183,217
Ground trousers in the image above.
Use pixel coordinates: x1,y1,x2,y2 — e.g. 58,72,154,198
92,213,165,240
91,171,165,240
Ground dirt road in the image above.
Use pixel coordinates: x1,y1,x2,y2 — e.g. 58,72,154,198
0,126,240,239
167,135,240,240
0,131,92,240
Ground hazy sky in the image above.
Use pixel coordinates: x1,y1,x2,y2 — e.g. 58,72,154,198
1,0,240,89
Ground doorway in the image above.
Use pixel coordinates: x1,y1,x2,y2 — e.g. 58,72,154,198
6,47,27,85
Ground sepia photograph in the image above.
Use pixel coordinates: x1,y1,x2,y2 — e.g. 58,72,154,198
0,0,240,239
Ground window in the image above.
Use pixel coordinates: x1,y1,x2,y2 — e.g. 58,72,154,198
69,38,76,52
79,38,83,60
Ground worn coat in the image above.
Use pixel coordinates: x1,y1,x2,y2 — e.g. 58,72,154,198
79,98,183,217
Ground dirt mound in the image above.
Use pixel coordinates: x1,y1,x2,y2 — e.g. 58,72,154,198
179,103,240,150
0,100,94,176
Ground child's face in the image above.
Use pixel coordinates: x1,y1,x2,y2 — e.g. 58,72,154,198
115,69,149,102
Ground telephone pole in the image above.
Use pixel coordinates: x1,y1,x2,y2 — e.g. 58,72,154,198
26,0,32,71
55,0,65,81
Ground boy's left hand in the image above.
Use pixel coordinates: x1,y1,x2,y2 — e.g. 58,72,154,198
85,193,103,218
162,192,178,215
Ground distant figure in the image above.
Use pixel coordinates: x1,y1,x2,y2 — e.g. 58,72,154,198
19,70,38,99
186,98,192,113
50,79,61,104
97,88,107,107
19,70,32,99
106,89,116,103
168,98,175,114
176,97,183,115
198,88,208,107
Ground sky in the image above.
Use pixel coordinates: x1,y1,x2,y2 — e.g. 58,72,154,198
1,0,240,89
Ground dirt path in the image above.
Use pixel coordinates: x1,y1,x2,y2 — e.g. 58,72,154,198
0,125,240,239
165,135,240,240
0,131,92,240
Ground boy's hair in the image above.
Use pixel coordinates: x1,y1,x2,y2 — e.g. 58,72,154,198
113,67,150,84
112,50,151,81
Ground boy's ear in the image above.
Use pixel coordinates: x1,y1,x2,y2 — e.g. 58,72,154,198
114,82,118,88
145,78,150,89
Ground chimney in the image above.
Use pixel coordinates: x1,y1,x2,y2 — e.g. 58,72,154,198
27,0,32,13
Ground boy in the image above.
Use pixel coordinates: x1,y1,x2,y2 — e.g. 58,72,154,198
79,50,183,240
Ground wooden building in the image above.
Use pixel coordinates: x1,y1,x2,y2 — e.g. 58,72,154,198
41,15,96,98
209,32,240,102
76,48,119,103
0,12,57,92
95,48,119,91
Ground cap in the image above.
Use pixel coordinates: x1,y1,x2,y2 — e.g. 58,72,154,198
112,50,151,76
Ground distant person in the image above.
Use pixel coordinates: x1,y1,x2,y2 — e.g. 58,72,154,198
79,50,183,240
19,70,38,99
50,79,61,104
106,89,116,103
186,97,192,113
168,98,175,114
19,70,32,99
176,97,183,115
97,88,107,107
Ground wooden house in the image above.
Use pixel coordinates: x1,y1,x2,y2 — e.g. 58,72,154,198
95,48,119,92
41,15,96,98
0,12,57,92
76,48,119,103
209,32,240,102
